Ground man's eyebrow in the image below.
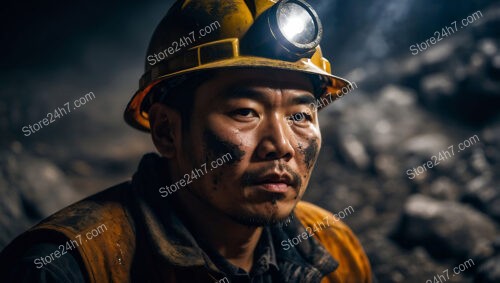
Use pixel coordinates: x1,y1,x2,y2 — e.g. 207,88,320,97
223,87,268,102
223,87,316,106
290,94,316,106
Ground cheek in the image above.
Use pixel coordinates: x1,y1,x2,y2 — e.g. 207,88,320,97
298,138,320,170
201,128,248,190
202,129,246,165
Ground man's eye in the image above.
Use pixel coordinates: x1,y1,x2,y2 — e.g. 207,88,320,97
231,108,257,118
289,112,312,123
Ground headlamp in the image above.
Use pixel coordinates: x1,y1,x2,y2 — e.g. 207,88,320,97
241,0,323,61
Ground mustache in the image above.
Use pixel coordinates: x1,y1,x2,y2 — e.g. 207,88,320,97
241,162,302,189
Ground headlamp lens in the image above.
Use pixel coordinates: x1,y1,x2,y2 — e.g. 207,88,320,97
278,2,316,45
240,0,323,61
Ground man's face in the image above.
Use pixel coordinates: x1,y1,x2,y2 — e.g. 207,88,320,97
175,69,322,226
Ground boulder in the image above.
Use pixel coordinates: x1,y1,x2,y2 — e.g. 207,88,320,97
394,194,497,261
0,148,83,250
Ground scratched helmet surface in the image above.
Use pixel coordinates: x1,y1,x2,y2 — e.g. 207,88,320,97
124,0,350,132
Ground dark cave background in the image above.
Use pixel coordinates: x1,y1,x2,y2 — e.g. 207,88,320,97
1,0,499,282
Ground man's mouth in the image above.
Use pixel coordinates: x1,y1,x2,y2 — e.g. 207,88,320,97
257,183,289,193
241,163,302,198
251,173,297,194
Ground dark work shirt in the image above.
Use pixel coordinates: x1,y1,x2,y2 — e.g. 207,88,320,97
198,227,281,283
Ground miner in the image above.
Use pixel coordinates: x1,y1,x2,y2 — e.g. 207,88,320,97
0,1,373,282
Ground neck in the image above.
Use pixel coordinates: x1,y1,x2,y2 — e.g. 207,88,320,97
173,189,262,272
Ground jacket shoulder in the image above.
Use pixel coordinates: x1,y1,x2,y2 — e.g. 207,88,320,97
0,182,136,283
294,201,355,237
36,181,134,233
295,201,372,283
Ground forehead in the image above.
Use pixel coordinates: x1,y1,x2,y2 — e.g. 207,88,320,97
199,68,316,98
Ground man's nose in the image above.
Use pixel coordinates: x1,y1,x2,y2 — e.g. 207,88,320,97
256,114,295,161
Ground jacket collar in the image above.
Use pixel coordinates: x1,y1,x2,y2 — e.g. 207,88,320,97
271,216,339,282
130,153,338,282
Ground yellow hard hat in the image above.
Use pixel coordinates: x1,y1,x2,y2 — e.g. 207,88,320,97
124,0,351,132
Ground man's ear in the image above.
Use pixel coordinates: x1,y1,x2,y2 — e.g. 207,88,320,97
149,103,181,158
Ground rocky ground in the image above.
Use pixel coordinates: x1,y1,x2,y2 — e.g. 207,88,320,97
305,5,500,282
0,2,499,283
